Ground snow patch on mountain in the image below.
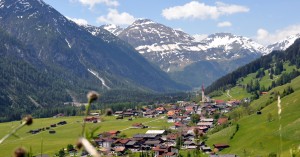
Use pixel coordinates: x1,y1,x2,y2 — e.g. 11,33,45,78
65,38,71,48
267,33,300,52
88,69,111,90
101,24,124,36
201,33,269,55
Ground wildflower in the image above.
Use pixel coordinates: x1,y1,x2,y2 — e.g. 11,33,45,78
23,115,33,126
76,140,83,150
87,91,99,103
13,147,27,157
0,115,33,144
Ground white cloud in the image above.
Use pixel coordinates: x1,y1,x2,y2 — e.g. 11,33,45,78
215,2,249,15
255,24,300,45
75,0,119,8
218,21,232,27
193,34,208,42
162,1,249,20
66,16,88,26
97,9,135,25
256,28,269,41
217,21,232,27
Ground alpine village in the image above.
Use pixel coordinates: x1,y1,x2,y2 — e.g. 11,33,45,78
0,0,299,157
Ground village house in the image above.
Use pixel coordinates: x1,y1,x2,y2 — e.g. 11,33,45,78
155,107,167,114
217,118,228,125
146,130,166,135
113,146,126,156
123,111,134,117
114,111,123,116
125,141,140,151
152,145,178,157
95,138,115,149
144,139,162,147
197,122,214,128
114,139,130,147
133,134,161,141
165,133,179,146
183,140,197,149
143,110,156,118
227,100,241,107
167,110,177,123
170,121,184,130
200,145,212,153
200,118,214,122
84,116,100,123
215,100,225,105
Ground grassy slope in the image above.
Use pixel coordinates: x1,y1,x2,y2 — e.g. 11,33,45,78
0,116,170,156
207,76,300,156
213,86,252,101
212,63,298,101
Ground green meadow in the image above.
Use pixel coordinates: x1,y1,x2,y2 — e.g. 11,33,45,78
207,76,300,156
0,115,170,156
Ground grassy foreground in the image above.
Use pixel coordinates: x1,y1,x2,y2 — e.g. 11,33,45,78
0,115,170,156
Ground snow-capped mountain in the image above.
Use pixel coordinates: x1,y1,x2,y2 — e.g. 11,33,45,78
201,33,269,59
119,19,194,47
115,19,268,72
267,33,300,52
100,24,124,36
86,18,300,87
117,19,202,72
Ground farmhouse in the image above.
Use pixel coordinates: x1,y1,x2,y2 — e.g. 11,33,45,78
152,145,178,157
183,141,197,149
217,118,228,125
155,107,166,114
133,134,160,140
114,111,123,115
84,116,100,123
197,122,213,128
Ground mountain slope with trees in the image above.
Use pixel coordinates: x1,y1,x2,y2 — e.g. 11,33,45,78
204,39,300,156
206,39,300,94
0,0,190,121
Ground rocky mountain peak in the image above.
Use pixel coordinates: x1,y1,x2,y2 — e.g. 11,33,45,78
100,24,124,36
267,33,300,52
131,18,155,25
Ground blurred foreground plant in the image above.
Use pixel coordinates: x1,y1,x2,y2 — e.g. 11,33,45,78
0,115,33,144
76,91,101,157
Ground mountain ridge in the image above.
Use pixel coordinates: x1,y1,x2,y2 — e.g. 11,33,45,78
0,0,190,120
97,19,300,87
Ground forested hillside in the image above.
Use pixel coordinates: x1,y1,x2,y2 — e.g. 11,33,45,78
206,39,300,94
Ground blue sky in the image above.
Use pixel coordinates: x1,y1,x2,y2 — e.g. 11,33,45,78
43,0,300,45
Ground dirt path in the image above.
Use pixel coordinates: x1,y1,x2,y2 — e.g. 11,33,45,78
226,90,232,98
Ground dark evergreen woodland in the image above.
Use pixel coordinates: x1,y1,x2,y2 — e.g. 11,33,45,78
206,39,300,94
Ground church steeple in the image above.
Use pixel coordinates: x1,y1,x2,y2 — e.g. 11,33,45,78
202,84,205,102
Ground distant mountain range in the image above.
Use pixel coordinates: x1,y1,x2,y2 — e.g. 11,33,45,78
97,19,300,87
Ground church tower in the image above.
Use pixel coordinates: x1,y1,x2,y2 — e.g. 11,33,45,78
202,84,205,102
